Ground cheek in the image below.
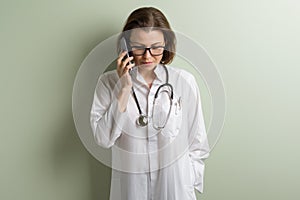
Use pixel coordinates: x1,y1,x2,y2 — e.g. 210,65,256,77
133,56,141,64
155,55,163,63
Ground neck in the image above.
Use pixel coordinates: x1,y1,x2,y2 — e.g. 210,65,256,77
138,69,156,85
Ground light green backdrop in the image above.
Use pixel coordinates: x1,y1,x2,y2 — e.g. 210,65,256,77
1,0,299,200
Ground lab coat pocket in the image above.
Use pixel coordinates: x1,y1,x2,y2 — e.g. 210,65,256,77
160,96,182,138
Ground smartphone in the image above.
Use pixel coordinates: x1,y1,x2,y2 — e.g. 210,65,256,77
120,37,135,73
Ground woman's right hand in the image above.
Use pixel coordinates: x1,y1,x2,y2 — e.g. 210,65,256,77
116,51,135,112
117,51,135,90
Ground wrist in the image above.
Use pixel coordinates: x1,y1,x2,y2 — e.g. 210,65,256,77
121,86,132,93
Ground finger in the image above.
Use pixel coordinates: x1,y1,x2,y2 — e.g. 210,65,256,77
122,56,134,67
117,52,128,77
117,51,128,65
125,63,135,72
118,62,131,77
119,56,133,74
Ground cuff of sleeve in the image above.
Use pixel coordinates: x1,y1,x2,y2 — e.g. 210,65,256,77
192,160,205,193
194,180,204,193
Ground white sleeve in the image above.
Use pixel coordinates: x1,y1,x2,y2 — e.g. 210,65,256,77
187,75,210,193
90,75,128,148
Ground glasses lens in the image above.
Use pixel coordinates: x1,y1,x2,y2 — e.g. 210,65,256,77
152,87,172,129
151,47,164,56
131,47,144,55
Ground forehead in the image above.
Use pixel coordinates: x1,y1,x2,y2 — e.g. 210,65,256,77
129,29,164,45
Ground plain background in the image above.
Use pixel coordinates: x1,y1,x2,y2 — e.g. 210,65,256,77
1,0,299,199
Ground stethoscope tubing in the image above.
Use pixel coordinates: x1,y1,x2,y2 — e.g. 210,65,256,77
130,65,174,127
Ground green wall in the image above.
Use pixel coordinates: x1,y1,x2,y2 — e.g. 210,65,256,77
1,0,299,199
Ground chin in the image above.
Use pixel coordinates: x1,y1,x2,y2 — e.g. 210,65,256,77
138,63,157,70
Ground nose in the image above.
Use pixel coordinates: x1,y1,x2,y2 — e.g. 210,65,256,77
142,48,152,58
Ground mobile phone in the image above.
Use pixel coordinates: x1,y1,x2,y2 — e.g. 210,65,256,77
120,37,134,73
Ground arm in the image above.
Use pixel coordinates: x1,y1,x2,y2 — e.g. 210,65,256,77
90,74,129,148
187,75,210,193
90,51,134,148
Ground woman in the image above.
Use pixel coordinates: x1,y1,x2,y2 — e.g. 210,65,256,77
90,7,209,200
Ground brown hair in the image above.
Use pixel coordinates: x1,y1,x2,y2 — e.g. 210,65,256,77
118,7,176,64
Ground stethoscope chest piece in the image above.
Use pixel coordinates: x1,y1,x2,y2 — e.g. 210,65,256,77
136,115,148,127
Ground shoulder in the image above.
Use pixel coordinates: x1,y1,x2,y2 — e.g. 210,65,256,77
97,70,119,86
99,69,118,81
166,65,200,98
166,65,197,84
93,70,120,94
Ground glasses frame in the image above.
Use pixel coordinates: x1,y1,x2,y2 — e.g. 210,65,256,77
130,45,165,56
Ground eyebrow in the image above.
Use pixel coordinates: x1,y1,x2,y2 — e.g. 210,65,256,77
130,41,164,46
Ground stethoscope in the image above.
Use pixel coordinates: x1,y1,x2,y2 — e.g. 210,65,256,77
130,65,174,129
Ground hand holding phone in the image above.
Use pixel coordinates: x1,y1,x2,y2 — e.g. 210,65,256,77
120,37,135,74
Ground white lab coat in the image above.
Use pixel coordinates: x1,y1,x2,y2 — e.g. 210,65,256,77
90,64,210,200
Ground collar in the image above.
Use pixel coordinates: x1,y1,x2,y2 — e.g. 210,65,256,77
153,64,166,83
131,64,167,85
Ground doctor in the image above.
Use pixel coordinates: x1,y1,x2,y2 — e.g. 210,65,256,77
90,7,210,200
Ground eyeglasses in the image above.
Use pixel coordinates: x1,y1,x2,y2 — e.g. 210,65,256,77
130,46,165,56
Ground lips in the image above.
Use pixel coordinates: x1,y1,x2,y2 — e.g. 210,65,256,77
141,61,153,65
